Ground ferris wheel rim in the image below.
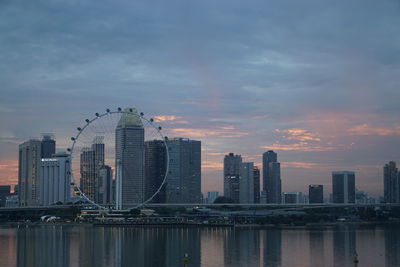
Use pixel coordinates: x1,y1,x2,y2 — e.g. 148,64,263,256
68,107,170,210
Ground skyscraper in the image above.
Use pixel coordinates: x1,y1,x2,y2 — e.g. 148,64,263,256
40,152,71,205
223,153,242,203
18,139,42,206
332,171,355,204
97,165,113,205
115,108,145,209
263,150,281,204
41,134,56,158
166,138,201,203
253,166,260,203
239,162,254,203
309,185,324,204
384,161,399,203
80,138,105,202
145,140,167,203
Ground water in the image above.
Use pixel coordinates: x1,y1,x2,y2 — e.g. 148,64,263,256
0,223,399,267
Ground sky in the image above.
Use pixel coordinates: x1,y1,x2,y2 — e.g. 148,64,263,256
1,0,400,197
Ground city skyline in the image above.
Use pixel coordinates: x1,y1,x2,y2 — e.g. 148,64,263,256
1,1,400,197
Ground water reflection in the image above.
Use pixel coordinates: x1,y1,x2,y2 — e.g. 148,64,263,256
2,223,399,266
385,225,400,266
333,225,357,267
263,229,281,267
309,229,324,267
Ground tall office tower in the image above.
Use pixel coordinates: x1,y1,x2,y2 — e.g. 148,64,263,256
80,148,95,200
332,171,356,203
0,185,11,207
309,185,324,204
166,138,201,203
145,140,167,203
115,108,145,209
263,150,281,203
40,153,71,205
79,137,105,202
41,134,56,158
239,162,255,203
384,161,399,203
223,153,242,203
253,166,260,203
97,165,113,205
18,139,42,206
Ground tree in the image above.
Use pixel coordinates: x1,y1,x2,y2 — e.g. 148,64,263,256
213,196,234,204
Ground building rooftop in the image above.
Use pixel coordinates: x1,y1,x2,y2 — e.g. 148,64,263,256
117,108,143,128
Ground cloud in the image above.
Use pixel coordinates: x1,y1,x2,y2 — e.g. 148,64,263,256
262,142,336,152
348,124,400,136
153,115,189,124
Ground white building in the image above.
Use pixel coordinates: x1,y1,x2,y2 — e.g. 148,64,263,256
40,153,71,205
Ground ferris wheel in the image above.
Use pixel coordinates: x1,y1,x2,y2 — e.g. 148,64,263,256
67,107,169,210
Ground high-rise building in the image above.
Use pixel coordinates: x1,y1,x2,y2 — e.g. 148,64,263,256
263,150,281,203
0,185,11,207
97,165,113,205
332,171,355,204
239,162,255,203
384,161,399,203
18,139,42,206
115,108,145,209
80,148,95,200
223,153,242,203
40,153,71,205
166,138,201,203
309,185,323,204
145,140,167,203
41,134,56,158
253,166,260,203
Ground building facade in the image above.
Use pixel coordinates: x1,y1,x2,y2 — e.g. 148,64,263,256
239,162,255,203
253,166,260,203
384,161,399,203
263,150,281,204
97,165,113,205
223,153,242,203
80,138,105,203
166,138,201,203
41,134,56,158
0,185,11,207
206,191,219,204
309,185,324,204
332,171,355,204
283,192,302,204
40,153,71,205
115,108,145,209
145,140,167,203
18,139,42,206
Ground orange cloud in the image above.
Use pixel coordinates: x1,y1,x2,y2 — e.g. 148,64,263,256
348,124,400,136
202,161,223,172
0,159,18,185
275,128,321,142
153,115,188,124
262,142,336,152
